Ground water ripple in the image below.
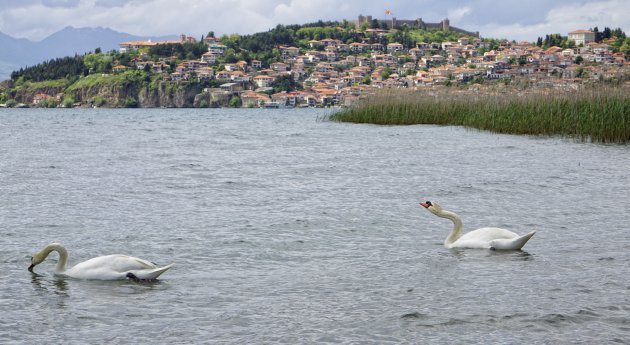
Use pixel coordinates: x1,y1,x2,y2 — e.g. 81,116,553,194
1,108,629,344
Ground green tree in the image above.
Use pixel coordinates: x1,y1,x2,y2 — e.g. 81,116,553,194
619,39,630,60
119,54,132,66
603,27,612,40
91,96,106,107
223,51,238,64
381,67,392,79
124,96,138,108
11,56,87,82
518,56,527,66
84,53,114,74
270,74,302,93
229,95,241,108
576,67,588,78
612,28,626,39
221,34,242,49
542,34,565,48
62,95,75,108
592,26,603,42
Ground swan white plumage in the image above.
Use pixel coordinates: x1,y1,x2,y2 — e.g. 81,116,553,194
28,243,174,280
420,201,535,250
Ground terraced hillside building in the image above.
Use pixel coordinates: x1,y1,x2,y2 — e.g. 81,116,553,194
355,15,480,38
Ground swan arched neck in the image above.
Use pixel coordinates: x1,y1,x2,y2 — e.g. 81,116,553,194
41,243,69,273
436,209,463,247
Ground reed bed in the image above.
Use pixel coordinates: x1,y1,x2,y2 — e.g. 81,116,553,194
329,88,630,144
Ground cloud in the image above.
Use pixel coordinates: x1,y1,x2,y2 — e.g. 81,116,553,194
477,0,630,41
447,6,472,23
42,0,81,6
0,0,627,41
545,0,630,31
94,0,134,6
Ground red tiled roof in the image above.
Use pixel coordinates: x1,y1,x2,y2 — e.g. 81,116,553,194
569,29,594,34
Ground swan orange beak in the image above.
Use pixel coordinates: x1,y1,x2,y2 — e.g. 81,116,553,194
420,202,430,208
28,264,35,272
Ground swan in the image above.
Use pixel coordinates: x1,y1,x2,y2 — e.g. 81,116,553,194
419,201,535,250
27,243,174,280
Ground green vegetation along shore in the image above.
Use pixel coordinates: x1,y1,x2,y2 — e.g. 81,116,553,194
328,88,630,144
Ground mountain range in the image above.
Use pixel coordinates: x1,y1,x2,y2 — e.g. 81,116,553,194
0,26,177,80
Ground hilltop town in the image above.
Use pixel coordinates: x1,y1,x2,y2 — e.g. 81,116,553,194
1,16,629,108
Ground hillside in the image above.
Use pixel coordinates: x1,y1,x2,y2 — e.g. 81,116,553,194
0,27,177,80
1,21,628,109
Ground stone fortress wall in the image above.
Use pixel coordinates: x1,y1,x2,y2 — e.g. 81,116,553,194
354,14,480,38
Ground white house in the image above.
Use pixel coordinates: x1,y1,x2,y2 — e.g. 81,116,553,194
208,43,227,54
568,30,595,46
387,43,404,53
253,75,275,88
201,52,219,64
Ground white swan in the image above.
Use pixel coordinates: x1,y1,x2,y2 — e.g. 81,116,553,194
28,243,174,280
419,201,535,250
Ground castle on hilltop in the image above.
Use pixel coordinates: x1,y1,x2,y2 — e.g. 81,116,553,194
354,14,479,38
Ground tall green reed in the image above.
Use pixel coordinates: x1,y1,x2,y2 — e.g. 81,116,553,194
329,88,630,144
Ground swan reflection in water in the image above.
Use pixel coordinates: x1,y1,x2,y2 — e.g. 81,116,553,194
29,266,164,302
30,272,69,295
30,271,70,310
450,247,534,261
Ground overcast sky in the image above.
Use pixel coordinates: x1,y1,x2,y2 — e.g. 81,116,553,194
1,0,628,42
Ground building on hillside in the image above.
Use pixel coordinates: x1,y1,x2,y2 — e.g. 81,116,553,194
253,75,275,88
180,34,197,43
568,30,595,46
201,52,220,64
119,34,194,53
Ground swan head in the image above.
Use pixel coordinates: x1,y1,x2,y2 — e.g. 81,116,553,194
419,200,443,215
28,252,46,272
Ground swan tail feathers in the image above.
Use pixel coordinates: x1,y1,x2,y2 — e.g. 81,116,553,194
127,263,174,281
489,231,536,250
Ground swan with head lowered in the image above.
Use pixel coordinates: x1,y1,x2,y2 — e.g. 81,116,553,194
28,243,174,281
419,201,535,250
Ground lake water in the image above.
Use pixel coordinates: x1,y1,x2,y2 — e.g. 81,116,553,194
1,108,629,344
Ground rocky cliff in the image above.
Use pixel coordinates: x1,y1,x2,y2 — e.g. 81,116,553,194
66,79,204,108
138,82,203,108
2,73,236,108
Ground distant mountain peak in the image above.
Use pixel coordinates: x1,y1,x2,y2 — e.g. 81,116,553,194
0,27,178,80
